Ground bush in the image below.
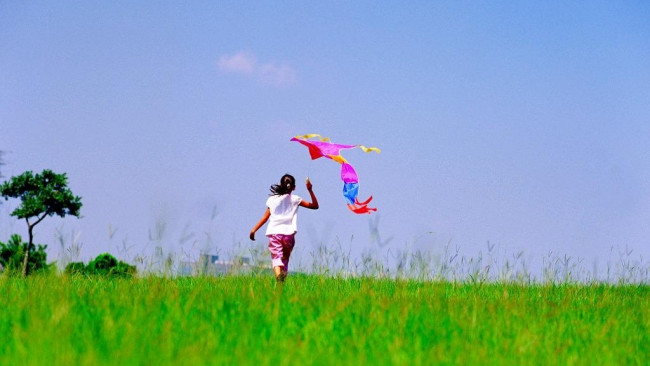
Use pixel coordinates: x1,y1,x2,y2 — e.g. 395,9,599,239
64,262,86,275
88,253,119,274
0,234,51,275
65,253,137,277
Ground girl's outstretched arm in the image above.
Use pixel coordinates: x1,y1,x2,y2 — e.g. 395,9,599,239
300,178,319,210
250,208,270,240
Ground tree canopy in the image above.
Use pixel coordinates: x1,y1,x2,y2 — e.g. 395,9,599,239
1,169,82,220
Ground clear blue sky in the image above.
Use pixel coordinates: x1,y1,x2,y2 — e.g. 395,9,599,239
1,1,649,275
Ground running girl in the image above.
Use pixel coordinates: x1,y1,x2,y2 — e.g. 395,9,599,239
250,174,319,282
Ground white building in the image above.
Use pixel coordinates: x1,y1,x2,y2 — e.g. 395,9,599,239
178,254,270,276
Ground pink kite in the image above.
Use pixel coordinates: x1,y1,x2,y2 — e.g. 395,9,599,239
290,134,380,214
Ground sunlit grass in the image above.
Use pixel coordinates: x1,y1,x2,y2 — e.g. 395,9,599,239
0,274,647,365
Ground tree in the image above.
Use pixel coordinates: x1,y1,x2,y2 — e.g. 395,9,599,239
0,169,82,276
0,234,51,275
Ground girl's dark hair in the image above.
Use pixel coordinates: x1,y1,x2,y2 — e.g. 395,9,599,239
270,174,296,196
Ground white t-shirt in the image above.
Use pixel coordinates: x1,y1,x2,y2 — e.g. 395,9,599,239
265,194,303,235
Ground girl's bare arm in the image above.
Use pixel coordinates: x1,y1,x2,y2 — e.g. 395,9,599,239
250,208,270,240
300,179,319,210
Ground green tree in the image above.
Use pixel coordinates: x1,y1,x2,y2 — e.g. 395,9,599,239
0,169,82,276
0,234,51,275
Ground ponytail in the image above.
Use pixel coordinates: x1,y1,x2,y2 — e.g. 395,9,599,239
270,174,296,196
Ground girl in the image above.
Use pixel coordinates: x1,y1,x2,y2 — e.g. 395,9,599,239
250,174,319,282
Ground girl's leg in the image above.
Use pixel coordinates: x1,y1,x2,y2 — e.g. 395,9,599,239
280,235,295,279
268,235,288,282
268,234,295,282
273,266,287,282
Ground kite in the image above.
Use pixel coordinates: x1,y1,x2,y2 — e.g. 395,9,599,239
291,134,380,214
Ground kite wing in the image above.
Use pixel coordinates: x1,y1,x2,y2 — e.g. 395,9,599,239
291,134,380,214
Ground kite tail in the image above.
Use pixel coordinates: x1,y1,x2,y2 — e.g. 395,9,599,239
347,196,376,214
340,164,376,214
342,180,376,214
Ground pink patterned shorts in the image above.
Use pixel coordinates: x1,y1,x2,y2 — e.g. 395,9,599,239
267,234,296,270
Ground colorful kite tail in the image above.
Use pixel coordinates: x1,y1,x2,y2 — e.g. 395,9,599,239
347,196,377,214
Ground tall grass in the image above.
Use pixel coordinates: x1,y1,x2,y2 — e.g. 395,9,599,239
48,219,650,284
0,274,647,365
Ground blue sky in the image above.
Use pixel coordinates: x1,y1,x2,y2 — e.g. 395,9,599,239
1,1,649,274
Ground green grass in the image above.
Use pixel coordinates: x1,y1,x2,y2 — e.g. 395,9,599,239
0,274,648,365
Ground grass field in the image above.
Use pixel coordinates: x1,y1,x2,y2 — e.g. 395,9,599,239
0,274,648,365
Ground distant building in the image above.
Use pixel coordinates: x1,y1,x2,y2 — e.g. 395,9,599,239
178,254,269,276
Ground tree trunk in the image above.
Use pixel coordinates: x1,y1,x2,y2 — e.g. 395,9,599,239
22,220,33,277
